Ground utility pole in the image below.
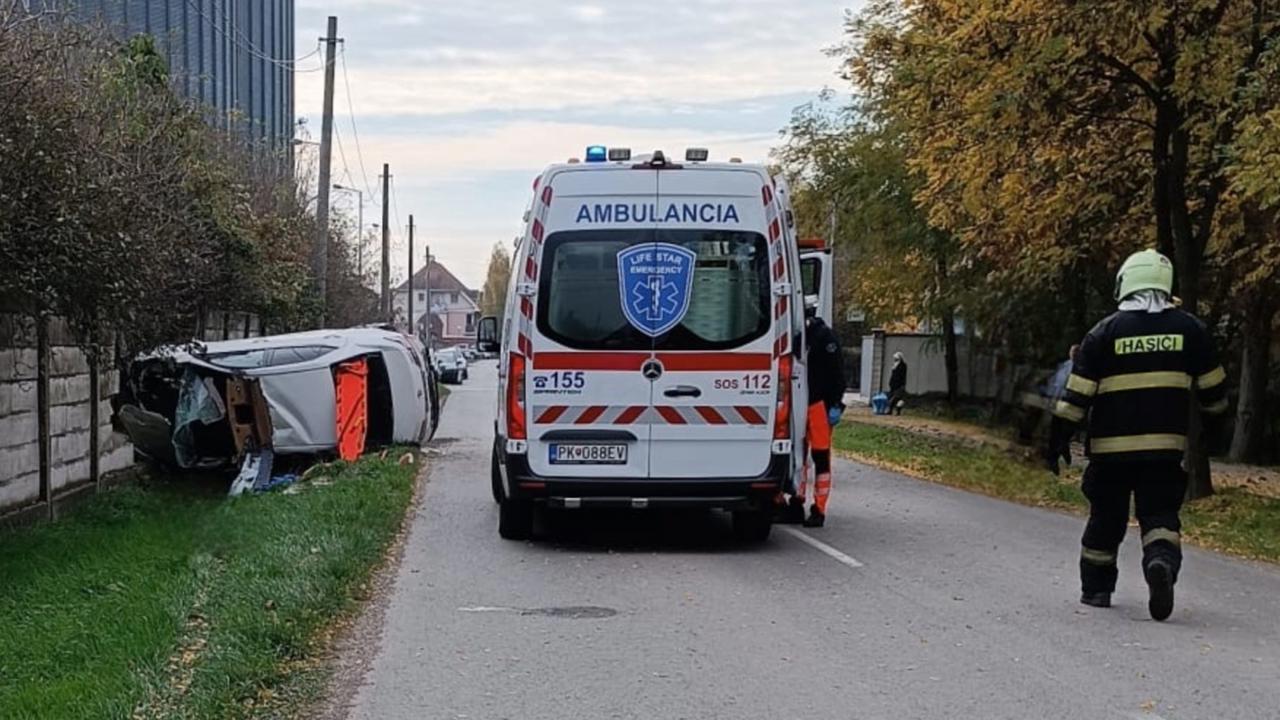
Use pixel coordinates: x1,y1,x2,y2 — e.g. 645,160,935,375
312,16,340,326
407,215,415,336
380,163,391,320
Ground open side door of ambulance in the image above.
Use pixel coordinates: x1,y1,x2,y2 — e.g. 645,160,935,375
799,238,834,325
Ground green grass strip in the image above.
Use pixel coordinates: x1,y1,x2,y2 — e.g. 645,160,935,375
0,454,417,720
835,422,1280,564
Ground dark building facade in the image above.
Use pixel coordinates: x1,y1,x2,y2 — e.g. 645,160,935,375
67,1,296,150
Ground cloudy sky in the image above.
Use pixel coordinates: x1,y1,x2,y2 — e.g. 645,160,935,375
294,0,859,288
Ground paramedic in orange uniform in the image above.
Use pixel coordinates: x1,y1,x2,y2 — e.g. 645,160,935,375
780,296,846,527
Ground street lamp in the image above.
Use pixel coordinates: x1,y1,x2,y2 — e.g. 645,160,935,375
332,184,364,275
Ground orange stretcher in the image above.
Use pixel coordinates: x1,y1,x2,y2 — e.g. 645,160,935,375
334,358,369,461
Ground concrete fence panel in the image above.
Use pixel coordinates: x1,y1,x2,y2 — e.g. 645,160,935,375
0,313,136,520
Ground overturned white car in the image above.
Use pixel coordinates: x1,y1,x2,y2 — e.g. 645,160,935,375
119,327,440,482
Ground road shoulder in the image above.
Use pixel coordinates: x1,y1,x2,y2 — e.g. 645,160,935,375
310,456,432,720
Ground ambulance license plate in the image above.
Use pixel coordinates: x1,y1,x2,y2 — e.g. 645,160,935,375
549,443,627,465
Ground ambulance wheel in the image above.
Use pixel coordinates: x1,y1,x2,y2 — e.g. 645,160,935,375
490,443,503,505
499,498,534,540
732,509,773,543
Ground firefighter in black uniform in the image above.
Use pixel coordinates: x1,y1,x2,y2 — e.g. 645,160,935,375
1049,249,1229,621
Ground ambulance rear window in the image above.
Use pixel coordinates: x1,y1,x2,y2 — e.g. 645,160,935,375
537,229,770,351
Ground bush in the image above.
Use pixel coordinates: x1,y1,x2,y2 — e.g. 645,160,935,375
0,8,375,352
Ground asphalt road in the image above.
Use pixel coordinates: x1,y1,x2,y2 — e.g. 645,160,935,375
346,362,1280,720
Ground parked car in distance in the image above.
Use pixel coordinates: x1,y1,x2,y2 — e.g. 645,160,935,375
434,346,468,384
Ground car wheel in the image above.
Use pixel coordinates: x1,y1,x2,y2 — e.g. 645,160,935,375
490,441,504,505
732,508,773,544
498,498,534,540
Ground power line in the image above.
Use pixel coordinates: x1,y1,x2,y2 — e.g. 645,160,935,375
182,0,326,72
333,122,356,188
338,46,376,200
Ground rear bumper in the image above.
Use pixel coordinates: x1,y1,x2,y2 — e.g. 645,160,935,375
501,447,789,510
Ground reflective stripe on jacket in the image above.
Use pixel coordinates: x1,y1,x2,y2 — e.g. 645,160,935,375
1053,308,1227,462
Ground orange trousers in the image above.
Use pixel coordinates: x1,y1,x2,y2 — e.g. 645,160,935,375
797,401,833,513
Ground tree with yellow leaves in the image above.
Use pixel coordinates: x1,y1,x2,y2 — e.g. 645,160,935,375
480,243,512,322
839,0,1280,495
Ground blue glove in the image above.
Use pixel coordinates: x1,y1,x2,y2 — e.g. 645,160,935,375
828,406,843,427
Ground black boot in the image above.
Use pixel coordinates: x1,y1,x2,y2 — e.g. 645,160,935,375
1080,592,1111,608
803,506,825,528
774,497,805,524
1145,559,1175,622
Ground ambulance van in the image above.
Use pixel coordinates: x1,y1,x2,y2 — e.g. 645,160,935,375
477,147,811,542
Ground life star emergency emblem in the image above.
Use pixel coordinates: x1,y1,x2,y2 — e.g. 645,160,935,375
617,243,696,337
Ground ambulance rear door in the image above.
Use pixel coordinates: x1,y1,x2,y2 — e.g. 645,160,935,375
524,167,657,480
646,169,781,479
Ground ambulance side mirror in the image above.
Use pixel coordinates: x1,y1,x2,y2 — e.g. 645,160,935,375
477,316,500,353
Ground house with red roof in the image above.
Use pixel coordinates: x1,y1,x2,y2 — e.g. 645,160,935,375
392,260,480,348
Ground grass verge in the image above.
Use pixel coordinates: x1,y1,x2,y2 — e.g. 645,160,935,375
0,453,418,720
835,421,1280,564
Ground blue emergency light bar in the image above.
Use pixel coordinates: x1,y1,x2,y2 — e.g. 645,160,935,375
585,145,608,162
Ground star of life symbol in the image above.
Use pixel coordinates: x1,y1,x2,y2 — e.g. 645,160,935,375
633,276,681,322
616,243,696,337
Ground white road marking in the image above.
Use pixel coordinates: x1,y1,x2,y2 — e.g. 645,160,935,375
781,527,865,569
457,606,520,614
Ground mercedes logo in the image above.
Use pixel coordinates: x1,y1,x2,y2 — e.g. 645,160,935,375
641,359,664,381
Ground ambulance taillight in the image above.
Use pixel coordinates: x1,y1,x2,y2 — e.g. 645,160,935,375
507,354,527,440
774,355,792,440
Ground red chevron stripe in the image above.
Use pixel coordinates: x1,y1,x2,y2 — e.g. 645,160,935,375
614,406,645,424
657,406,686,425
535,406,567,424
694,406,727,424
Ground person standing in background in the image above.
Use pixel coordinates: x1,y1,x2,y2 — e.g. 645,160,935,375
888,352,908,415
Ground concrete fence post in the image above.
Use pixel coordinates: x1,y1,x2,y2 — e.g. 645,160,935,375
88,344,100,490
35,315,51,520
